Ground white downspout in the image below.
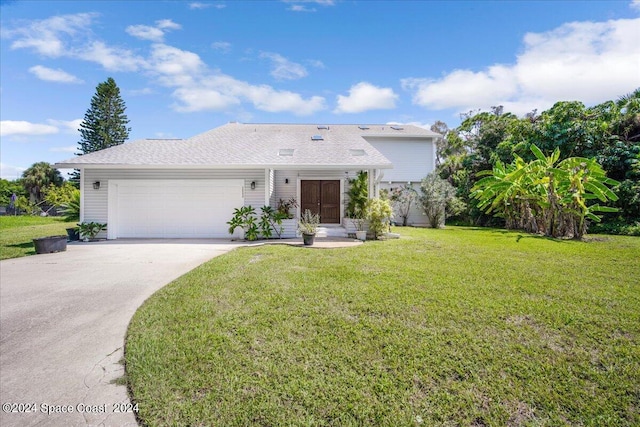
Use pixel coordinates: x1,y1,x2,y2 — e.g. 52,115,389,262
79,168,84,223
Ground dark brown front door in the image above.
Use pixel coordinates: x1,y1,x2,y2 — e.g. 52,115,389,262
300,180,340,223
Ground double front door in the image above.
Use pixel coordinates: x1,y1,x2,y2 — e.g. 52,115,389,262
300,180,340,223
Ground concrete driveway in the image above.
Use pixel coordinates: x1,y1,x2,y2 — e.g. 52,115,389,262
0,239,242,427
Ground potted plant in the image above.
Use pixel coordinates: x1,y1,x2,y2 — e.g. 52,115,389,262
298,209,320,246
78,222,107,241
351,209,367,241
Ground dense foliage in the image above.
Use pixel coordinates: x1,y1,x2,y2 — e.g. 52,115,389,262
437,89,640,235
227,205,288,240
419,173,463,229
1,163,71,216
21,162,63,204
346,170,368,218
0,179,26,206
365,198,393,239
472,145,618,239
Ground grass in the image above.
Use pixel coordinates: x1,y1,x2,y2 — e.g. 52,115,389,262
0,216,77,260
125,227,640,426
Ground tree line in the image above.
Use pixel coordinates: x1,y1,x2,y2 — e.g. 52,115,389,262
430,89,640,236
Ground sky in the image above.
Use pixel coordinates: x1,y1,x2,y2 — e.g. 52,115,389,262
1,0,639,180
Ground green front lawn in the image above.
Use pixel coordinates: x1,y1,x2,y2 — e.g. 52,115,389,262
0,216,76,260
126,227,640,426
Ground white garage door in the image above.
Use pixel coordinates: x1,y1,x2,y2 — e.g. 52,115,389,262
111,180,244,238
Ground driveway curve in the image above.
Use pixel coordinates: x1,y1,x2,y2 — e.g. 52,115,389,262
0,239,242,427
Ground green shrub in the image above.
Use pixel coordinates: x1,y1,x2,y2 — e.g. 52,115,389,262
59,190,80,222
366,198,393,239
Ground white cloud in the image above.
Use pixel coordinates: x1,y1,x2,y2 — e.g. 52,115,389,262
46,119,82,133
0,163,27,180
129,87,155,96
631,0,640,11
239,83,326,114
170,73,326,115
211,41,232,53
284,0,335,11
156,19,181,30
172,86,241,112
402,64,517,110
5,13,146,72
76,41,146,72
126,25,164,42
0,120,59,136
189,2,210,9
5,13,97,57
6,14,326,117
126,19,181,42
260,52,308,80
49,145,77,153
335,82,398,113
403,17,640,115
307,59,325,68
148,43,205,86
145,44,325,115
283,0,335,5
28,65,83,84
289,5,316,12
190,2,226,9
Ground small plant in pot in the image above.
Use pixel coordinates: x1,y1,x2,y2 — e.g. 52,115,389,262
351,208,367,241
298,209,320,246
78,222,107,242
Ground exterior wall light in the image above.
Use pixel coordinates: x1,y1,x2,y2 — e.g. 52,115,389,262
250,181,256,190
285,178,289,184
93,181,101,190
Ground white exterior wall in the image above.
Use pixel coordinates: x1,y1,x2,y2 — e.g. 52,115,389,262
82,168,265,238
367,137,435,182
379,182,427,226
366,136,435,227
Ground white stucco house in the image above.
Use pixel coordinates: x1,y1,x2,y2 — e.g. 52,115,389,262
55,123,439,239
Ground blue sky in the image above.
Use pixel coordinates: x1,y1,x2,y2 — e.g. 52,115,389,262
1,0,639,179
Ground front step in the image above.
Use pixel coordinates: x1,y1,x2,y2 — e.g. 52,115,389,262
316,225,348,238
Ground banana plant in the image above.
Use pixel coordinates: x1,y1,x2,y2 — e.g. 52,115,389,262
473,144,619,238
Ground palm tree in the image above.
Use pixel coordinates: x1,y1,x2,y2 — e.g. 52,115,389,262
21,162,63,204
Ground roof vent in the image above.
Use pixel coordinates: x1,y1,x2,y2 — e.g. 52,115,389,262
390,126,404,131
317,125,329,130
349,149,366,156
358,125,370,130
311,135,324,141
279,149,294,156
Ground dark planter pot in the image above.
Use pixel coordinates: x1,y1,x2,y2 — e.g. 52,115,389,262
33,235,67,254
302,232,316,246
66,228,80,241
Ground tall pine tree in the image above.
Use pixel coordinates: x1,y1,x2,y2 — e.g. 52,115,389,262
71,77,130,184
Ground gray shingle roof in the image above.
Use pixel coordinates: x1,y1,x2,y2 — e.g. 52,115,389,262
55,123,438,169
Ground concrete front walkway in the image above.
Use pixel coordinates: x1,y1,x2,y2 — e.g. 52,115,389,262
0,239,242,427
